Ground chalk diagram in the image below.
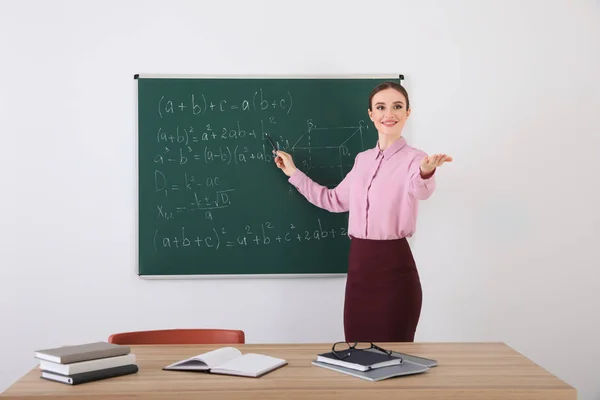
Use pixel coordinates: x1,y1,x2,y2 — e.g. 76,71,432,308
290,119,369,187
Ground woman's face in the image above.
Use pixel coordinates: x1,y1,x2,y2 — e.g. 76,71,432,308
368,88,410,138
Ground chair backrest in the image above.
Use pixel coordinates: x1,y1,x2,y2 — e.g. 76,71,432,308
107,329,245,345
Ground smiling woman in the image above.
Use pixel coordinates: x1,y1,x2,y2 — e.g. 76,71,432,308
368,81,411,138
273,81,452,342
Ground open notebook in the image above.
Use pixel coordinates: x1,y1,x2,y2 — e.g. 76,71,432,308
163,347,287,378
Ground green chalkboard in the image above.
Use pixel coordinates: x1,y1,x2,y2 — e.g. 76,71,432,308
136,74,400,277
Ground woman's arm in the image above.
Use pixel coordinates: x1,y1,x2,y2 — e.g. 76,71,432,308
275,150,356,213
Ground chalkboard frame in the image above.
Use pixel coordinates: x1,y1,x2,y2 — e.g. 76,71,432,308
134,73,404,279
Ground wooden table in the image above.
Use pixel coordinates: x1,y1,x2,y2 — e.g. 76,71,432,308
0,342,576,399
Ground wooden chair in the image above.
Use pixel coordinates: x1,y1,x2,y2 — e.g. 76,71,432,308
107,329,245,345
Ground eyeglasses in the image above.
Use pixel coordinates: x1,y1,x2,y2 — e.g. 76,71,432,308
331,341,402,363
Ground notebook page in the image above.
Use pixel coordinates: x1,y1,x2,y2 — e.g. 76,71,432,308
197,347,242,367
212,353,286,377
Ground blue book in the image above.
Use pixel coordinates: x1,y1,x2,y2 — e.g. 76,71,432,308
316,348,403,371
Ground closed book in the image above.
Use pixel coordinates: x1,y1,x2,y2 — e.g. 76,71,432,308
40,364,139,385
35,341,130,364
39,354,136,375
316,348,402,371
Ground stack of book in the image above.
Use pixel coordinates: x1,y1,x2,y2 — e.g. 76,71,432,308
312,347,437,381
34,341,138,385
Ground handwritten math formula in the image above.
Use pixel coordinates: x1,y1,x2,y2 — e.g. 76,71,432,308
157,88,293,119
152,218,348,253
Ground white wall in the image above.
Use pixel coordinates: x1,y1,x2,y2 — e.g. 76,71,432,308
2,0,599,398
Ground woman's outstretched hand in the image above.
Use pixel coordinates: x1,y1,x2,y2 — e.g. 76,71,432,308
420,153,453,177
274,150,297,177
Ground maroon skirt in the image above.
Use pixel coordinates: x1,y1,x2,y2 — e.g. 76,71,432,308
343,236,422,343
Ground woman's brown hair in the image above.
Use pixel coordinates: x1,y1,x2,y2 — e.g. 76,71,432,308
368,81,410,111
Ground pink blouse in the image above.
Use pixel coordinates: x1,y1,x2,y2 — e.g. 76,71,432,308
288,137,436,240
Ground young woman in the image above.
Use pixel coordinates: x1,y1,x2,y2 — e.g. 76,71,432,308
274,81,452,342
